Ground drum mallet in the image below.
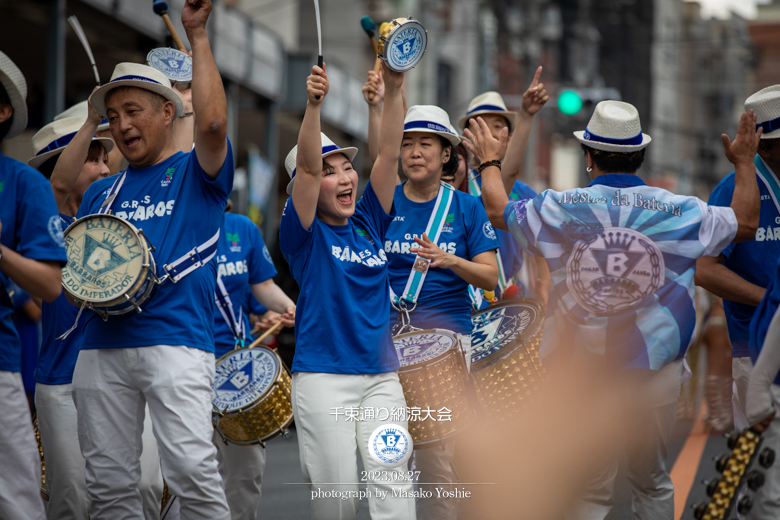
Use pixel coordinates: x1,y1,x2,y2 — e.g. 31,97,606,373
153,0,187,52
67,16,100,86
247,321,284,349
360,16,385,101
503,285,520,300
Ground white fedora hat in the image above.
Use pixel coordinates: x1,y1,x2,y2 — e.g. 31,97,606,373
404,105,462,147
55,101,110,133
574,100,651,153
458,91,517,131
0,51,28,140
28,116,114,169
284,133,359,195
90,63,183,119
745,85,780,140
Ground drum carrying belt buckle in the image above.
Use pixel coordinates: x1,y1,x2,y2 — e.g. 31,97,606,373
161,247,204,284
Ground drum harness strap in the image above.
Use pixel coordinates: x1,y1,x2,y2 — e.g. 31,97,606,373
467,168,510,293
98,169,221,286
756,155,780,216
390,181,453,334
214,275,245,349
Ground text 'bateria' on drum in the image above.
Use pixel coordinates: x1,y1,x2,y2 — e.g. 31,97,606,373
376,17,428,72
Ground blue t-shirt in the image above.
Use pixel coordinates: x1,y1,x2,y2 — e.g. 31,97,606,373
214,213,277,358
37,214,82,385
280,181,398,374
750,255,780,385
76,145,234,352
385,183,498,334
708,156,780,357
0,153,68,372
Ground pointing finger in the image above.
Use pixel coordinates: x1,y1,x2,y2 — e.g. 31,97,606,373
530,66,542,89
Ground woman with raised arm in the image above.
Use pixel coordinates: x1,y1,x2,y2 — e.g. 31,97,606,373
279,62,414,520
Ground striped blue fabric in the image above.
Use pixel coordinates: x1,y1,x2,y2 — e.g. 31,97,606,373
504,174,738,371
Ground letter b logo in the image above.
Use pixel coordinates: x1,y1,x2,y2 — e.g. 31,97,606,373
606,253,629,276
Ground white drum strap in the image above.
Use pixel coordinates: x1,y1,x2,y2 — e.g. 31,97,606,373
98,170,127,215
215,275,245,348
162,229,221,283
467,169,508,291
390,181,454,307
756,156,780,216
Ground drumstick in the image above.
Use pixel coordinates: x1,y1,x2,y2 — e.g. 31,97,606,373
313,0,324,99
67,16,100,86
153,0,187,52
247,321,283,349
360,16,380,101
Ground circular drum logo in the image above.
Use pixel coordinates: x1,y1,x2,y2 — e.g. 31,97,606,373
388,26,426,71
213,348,278,412
471,304,537,364
393,332,455,367
566,227,664,315
368,424,413,468
147,48,193,81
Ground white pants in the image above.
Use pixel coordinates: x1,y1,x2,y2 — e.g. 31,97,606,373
292,371,416,520
72,345,229,520
212,430,267,520
733,357,753,431
35,382,163,520
412,442,459,520
0,371,47,520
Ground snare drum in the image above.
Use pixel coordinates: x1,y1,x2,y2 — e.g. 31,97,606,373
62,214,157,316
470,300,546,420
212,346,294,445
147,47,193,84
376,17,428,72
393,329,475,447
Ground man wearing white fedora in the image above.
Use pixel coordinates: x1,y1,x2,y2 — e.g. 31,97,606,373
469,99,763,519
0,51,67,520
70,1,233,518
698,86,780,426
30,108,165,519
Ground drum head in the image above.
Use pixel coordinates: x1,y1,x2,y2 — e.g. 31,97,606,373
62,215,147,304
470,300,543,366
383,20,427,72
213,346,280,412
393,329,458,368
146,47,193,82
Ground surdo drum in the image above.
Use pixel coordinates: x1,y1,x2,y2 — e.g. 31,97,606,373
393,329,475,447
470,299,547,420
212,346,294,445
62,214,157,317
376,17,428,72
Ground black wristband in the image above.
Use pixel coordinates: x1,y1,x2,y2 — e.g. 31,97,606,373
477,160,502,173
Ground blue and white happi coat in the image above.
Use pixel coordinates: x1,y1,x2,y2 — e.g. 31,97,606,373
503,174,737,371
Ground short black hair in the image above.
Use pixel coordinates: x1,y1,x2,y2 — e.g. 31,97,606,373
37,155,60,179
760,138,778,152
580,144,646,173
0,83,13,142
439,136,458,179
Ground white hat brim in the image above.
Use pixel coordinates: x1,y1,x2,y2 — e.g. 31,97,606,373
0,57,27,141
573,131,652,153
458,110,518,132
91,80,184,120
286,147,360,195
28,136,114,169
403,128,461,147
761,129,780,140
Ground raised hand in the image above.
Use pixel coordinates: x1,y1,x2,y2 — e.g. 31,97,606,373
411,233,455,269
182,0,212,32
362,70,384,106
522,66,549,116
722,110,761,166
173,85,193,114
307,63,329,106
462,116,509,165
86,86,103,126
381,62,403,93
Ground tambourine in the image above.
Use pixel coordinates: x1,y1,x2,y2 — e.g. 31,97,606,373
376,17,428,72
146,47,192,85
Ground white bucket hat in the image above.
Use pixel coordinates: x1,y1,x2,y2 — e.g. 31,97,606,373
745,85,780,140
0,51,28,140
90,62,183,119
458,91,517,131
404,105,461,147
574,100,652,153
28,116,114,169
55,101,110,133
284,133,359,195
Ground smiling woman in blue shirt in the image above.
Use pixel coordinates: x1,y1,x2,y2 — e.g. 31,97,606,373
279,62,415,520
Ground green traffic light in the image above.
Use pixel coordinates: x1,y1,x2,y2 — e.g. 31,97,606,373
558,90,583,116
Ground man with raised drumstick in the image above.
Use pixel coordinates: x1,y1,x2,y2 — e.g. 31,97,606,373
71,0,233,517
473,100,762,519
0,50,67,520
